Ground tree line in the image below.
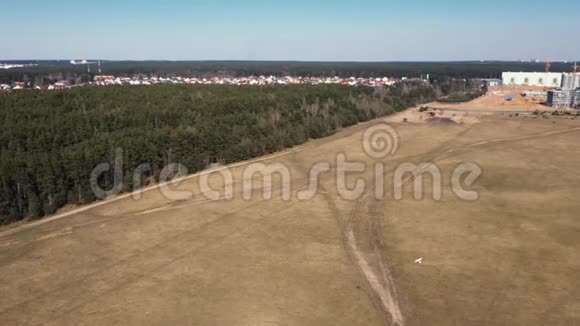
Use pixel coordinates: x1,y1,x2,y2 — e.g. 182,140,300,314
0,80,474,224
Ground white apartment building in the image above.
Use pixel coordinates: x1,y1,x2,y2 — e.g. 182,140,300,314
502,72,563,87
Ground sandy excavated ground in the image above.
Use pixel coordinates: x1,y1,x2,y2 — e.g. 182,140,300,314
433,85,556,111
385,107,484,125
1,110,580,326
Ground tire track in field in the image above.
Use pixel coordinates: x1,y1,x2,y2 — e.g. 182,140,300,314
4,118,579,324
341,124,580,326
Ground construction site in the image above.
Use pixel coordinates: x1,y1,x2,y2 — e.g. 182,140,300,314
499,62,580,109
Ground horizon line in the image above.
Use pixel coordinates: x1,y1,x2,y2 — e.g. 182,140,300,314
2,59,578,63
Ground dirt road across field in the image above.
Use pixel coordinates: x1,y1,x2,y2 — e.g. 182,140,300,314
1,111,580,325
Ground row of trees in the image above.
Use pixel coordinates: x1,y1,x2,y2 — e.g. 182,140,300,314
436,79,487,103
0,80,472,224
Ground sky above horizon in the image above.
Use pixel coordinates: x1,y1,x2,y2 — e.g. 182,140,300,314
2,0,579,61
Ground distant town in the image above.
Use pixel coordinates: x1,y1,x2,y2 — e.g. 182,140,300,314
1,61,579,109
0,75,408,91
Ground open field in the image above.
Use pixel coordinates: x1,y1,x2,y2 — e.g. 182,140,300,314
1,110,580,325
433,85,556,111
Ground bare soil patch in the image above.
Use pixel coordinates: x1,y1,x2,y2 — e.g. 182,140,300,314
434,85,557,111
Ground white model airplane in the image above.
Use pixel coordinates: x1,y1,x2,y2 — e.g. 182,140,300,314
414,258,423,264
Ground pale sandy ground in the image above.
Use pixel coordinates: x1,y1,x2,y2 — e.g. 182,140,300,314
1,108,580,325
432,85,558,111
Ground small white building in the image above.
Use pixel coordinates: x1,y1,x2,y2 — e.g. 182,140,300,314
522,91,547,98
502,72,562,87
487,79,502,87
476,78,502,86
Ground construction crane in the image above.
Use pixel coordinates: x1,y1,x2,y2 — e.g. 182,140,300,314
545,60,551,73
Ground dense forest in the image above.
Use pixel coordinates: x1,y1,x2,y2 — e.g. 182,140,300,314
1,60,575,86
0,80,477,224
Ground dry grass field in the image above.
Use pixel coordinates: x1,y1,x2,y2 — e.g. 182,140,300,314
1,109,580,325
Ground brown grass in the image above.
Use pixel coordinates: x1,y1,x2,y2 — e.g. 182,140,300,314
1,112,579,325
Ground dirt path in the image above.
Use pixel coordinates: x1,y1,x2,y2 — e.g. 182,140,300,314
347,228,404,325
2,114,580,325
342,122,580,326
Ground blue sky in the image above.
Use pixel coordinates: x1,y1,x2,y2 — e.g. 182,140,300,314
2,0,579,61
